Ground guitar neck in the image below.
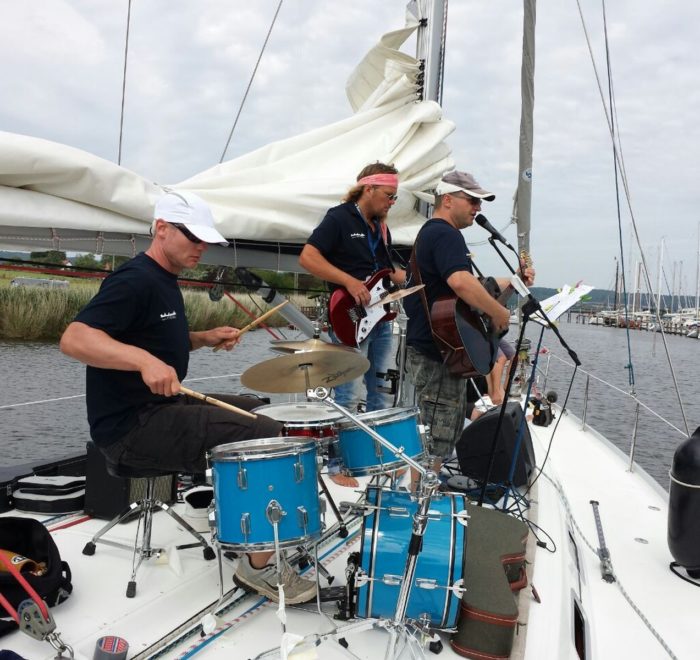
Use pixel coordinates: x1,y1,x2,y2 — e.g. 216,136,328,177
498,251,531,305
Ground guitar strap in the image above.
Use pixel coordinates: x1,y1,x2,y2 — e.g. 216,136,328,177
410,236,455,356
408,238,436,339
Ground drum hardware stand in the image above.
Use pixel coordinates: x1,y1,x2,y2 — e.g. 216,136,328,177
317,471,350,538
394,308,412,408
376,368,399,398
279,354,350,539
295,543,334,584
308,386,443,660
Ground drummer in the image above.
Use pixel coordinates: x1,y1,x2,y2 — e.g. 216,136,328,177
60,190,317,605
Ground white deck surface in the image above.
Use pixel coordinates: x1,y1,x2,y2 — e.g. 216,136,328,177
3,406,697,660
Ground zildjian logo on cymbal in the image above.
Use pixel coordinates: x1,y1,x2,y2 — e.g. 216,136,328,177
323,368,356,384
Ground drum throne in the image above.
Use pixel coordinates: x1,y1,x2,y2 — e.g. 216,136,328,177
82,461,215,597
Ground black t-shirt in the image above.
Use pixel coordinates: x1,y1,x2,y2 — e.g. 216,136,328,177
404,218,474,360
306,201,394,289
75,253,191,446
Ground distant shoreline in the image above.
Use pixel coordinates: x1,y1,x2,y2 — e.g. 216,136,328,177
0,283,295,341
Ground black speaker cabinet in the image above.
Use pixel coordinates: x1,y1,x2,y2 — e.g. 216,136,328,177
456,402,534,487
84,442,177,519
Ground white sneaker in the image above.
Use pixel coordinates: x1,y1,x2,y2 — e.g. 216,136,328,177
233,556,317,604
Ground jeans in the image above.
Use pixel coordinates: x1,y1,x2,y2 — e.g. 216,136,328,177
331,320,394,412
327,321,395,474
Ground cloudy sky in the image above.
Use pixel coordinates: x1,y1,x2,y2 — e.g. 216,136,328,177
2,0,699,292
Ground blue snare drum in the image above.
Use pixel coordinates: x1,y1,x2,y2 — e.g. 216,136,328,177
208,437,320,551
357,487,468,629
336,407,425,476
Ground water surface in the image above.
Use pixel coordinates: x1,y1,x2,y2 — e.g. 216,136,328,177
2,321,698,489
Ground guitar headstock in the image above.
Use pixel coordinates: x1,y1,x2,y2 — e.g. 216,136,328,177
519,250,532,269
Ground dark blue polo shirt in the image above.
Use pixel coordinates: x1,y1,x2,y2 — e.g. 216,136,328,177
75,253,191,446
404,218,474,360
306,201,394,289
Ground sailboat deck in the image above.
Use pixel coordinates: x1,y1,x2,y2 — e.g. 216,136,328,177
3,407,697,659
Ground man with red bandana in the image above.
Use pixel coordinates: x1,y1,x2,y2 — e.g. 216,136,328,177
300,163,406,486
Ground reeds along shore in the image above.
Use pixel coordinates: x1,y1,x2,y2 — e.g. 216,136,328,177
0,285,298,341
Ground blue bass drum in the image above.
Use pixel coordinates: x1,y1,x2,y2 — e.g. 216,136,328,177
208,437,320,551
357,487,468,629
336,407,425,476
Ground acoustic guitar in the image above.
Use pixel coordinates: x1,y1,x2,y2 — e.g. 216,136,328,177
430,253,530,376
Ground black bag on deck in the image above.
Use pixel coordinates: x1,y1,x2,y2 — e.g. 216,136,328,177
0,517,72,636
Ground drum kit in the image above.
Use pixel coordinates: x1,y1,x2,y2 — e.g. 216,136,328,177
203,331,469,658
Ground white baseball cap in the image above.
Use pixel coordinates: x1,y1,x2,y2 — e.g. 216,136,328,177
153,191,228,245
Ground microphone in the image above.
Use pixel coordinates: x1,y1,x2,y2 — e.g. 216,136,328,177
474,214,514,250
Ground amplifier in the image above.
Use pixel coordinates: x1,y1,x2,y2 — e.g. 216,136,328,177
84,442,177,519
456,402,535,487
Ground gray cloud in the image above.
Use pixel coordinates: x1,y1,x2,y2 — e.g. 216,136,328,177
1,0,698,292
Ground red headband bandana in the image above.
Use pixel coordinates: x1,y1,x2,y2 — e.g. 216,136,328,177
358,173,399,187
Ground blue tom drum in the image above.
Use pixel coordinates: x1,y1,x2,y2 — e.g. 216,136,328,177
357,486,468,629
208,437,320,551
336,407,425,476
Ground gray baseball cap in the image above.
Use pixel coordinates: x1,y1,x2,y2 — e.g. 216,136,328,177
436,171,495,201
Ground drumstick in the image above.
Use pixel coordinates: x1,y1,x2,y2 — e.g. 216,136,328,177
179,386,257,419
213,300,289,352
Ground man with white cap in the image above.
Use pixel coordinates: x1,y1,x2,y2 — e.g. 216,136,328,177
403,171,534,473
60,190,317,604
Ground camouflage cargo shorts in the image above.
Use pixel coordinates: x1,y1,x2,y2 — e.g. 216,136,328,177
405,347,468,459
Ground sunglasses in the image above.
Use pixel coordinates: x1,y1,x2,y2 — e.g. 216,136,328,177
452,193,482,205
172,223,204,244
374,187,398,202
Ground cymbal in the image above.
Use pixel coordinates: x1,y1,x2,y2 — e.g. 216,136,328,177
269,338,359,354
241,349,369,393
368,284,425,307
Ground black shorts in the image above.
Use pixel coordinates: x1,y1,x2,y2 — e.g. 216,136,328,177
101,394,284,473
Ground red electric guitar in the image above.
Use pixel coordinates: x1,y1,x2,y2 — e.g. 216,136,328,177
328,269,424,347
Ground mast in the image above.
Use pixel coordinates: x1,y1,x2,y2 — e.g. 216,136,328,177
696,223,700,321
414,0,448,106
515,0,536,258
656,238,664,314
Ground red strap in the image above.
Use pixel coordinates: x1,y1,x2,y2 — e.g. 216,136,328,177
0,548,50,621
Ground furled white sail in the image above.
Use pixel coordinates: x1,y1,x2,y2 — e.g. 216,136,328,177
0,17,454,268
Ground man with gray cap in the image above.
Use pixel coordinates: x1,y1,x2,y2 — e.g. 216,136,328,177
60,190,317,604
403,171,534,472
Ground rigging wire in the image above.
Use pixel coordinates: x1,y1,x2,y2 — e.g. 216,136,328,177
117,0,132,166
219,0,284,163
601,0,635,393
575,0,690,436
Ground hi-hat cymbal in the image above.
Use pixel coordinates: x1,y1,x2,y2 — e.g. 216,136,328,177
269,338,358,355
241,349,369,393
368,283,425,307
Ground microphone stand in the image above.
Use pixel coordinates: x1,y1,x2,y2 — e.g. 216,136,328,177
476,238,581,507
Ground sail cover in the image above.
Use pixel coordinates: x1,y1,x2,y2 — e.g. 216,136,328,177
0,16,454,269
